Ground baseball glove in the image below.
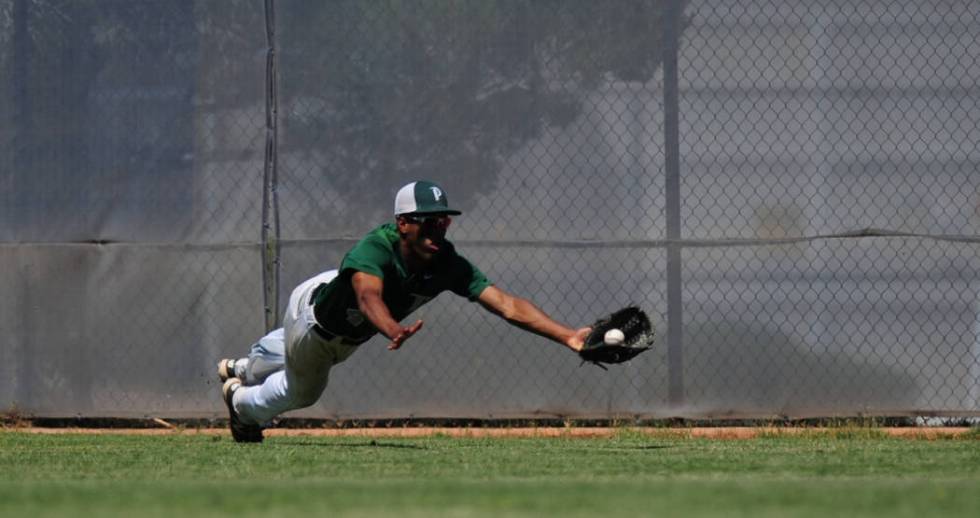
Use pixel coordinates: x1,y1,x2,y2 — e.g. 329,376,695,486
579,306,654,369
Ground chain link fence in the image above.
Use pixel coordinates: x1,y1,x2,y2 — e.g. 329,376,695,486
1,0,978,419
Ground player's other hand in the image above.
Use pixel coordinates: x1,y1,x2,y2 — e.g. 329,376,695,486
388,320,423,350
565,327,591,353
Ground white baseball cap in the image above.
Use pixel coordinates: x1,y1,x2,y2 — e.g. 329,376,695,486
394,180,462,216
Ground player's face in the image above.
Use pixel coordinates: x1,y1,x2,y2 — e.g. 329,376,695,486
398,214,452,261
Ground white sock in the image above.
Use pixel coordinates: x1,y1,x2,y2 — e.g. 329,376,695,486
232,358,247,380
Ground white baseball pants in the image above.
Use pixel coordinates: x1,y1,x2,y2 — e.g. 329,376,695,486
233,270,359,425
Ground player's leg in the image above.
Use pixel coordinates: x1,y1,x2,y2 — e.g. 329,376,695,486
231,324,351,425
231,270,357,426
218,269,340,385
244,327,286,383
218,328,285,385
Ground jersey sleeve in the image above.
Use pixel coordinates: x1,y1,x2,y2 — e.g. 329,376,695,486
449,255,493,301
340,234,392,279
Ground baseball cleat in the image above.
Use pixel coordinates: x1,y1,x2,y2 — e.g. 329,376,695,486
217,358,240,382
221,377,263,443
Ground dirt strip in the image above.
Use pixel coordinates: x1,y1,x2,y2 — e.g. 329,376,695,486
6,426,975,439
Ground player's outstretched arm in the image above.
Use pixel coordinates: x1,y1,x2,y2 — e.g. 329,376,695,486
476,285,590,352
352,271,423,350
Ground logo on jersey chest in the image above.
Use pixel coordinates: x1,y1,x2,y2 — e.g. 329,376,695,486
346,308,366,327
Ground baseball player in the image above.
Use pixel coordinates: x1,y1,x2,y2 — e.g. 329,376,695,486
218,180,591,442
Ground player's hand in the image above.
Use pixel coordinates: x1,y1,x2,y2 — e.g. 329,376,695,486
388,320,423,350
565,327,591,353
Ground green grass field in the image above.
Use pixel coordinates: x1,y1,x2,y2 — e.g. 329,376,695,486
1,429,978,517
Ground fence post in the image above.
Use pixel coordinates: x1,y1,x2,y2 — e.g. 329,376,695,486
662,0,684,409
261,0,281,332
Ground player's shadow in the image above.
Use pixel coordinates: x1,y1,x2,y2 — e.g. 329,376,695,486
271,439,427,449
601,445,672,450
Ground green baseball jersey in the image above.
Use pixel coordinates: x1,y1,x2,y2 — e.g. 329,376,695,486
311,223,492,344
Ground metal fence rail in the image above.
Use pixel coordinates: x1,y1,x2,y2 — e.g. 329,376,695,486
1,0,977,419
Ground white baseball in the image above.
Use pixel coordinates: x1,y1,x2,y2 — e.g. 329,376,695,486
603,328,625,346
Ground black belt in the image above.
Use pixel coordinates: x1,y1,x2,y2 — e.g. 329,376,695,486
308,286,362,345
311,323,362,346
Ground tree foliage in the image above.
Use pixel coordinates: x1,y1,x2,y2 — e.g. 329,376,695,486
1,0,686,235
278,0,685,216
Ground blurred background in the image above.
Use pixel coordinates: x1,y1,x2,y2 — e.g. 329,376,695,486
1,0,978,420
